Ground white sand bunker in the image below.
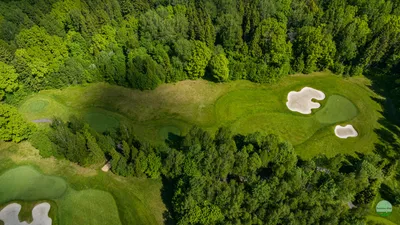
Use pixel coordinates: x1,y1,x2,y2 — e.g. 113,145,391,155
286,87,325,114
101,161,111,172
0,203,52,225
335,125,358,139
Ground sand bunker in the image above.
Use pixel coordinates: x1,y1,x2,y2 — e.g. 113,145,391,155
0,203,51,225
334,125,358,138
101,161,111,172
286,87,325,114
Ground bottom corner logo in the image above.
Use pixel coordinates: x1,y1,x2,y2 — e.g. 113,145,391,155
376,200,392,217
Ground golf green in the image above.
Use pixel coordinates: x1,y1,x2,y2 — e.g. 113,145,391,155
0,166,67,204
23,100,49,113
315,95,358,124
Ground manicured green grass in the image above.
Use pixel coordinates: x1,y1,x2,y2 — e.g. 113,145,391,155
19,72,382,158
57,189,121,225
23,99,49,113
0,141,165,225
0,166,67,203
315,95,358,124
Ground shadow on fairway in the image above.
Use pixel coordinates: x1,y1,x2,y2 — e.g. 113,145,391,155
165,132,183,150
160,176,177,225
379,183,399,206
364,72,400,157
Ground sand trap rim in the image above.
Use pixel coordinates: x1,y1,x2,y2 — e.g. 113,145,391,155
334,125,358,139
286,87,326,114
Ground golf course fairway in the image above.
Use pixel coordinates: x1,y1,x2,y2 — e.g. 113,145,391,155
19,72,382,158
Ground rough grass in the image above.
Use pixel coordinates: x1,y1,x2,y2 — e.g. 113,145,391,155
0,141,165,225
18,72,382,158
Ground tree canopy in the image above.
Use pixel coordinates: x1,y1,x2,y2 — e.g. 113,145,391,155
30,119,397,224
0,0,398,93
0,103,35,142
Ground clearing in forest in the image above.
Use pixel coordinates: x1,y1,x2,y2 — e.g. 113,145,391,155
19,72,382,158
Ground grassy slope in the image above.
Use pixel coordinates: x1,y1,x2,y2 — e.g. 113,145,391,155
315,95,358,124
19,72,382,158
0,141,165,225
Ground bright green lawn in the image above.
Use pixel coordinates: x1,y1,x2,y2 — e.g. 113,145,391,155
0,166,67,203
57,189,121,225
19,72,382,158
315,95,358,124
0,141,165,225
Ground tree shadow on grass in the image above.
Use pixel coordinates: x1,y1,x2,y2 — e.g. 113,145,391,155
372,125,400,161
165,132,183,150
374,128,398,146
366,80,400,163
160,176,177,225
379,183,400,206
161,132,184,225
340,154,361,174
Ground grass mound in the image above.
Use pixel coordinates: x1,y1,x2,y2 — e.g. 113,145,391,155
0,166,67,204
315,95,358,124
58,190,121,225
23,100,49,113
19,96,69,121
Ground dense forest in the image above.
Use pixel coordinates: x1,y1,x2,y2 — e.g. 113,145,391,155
0,0,399,93
0,0,400,224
